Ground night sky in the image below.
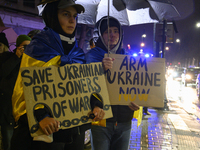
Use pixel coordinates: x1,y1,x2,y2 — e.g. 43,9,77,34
122,0,200,67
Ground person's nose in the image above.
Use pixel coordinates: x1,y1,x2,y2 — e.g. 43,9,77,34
110,32,115,38
69,16,76,23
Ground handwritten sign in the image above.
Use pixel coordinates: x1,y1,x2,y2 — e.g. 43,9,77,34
21,62,112,137
105,54,165,108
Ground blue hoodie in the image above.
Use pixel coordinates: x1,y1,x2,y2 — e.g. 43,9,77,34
86,16,134,123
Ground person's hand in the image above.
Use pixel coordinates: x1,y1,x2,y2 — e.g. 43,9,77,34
15,46,24,58
102,57,115,71
92,106,105,121
128,102,139,111
39,117,60,135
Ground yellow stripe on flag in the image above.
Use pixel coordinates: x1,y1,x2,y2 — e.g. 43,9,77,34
133,106,143,127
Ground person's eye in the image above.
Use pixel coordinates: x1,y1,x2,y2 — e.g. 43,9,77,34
114,30,119,33
64,12,69,17
74,15,77,19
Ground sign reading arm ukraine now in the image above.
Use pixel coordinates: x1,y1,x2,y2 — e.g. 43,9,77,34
105,54,165,108
20,62,112,137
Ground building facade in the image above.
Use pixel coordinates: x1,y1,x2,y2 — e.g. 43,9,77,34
0,0,44,35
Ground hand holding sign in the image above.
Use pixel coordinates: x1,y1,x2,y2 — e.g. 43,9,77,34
39,117,60,135
92,106,105,121
128,102,140,111
102,57,115,71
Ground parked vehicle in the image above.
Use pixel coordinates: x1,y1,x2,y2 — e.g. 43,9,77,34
196,74,200,99
182,67,200,86
172,67,185,81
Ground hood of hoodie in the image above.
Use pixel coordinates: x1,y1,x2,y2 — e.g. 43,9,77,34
42,1,77,55
93,16,123,54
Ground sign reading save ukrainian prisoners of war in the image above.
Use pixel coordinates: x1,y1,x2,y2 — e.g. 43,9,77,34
21,62,112,137
105,54,165,108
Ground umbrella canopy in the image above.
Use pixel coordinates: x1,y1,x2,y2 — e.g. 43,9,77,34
37,0,192,25
113,0,180,21
147,0,180,20
170,0,194,20
0,27,18,51
76,0,158,26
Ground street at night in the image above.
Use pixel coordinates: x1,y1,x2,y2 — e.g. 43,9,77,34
1,0,200,150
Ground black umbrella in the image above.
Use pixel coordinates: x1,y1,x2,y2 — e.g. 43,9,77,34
113,0,181,21
76,0,158,26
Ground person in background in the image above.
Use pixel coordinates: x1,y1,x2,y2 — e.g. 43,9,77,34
89,38,95,49
0,34,31,150
14,35,32,58
27,29,41,39
0,32,9,54
86,16,140,150
11,0,104,150
143,107,151,115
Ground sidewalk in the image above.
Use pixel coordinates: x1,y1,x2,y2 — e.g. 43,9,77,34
129,101,200,150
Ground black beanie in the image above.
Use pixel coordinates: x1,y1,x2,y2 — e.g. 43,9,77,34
0,32,9,48
100,18,120,35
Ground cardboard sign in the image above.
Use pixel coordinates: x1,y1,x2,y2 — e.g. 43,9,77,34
21,62,112,137
105,54,165,108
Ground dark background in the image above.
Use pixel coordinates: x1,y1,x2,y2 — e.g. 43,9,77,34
122,0,200,67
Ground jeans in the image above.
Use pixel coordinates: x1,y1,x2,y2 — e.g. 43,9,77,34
91,122,131,150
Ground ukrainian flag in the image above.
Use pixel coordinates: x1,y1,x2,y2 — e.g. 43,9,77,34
12,27,85,122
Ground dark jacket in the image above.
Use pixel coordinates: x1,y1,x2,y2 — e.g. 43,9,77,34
86,16,134,123
0,51,21,125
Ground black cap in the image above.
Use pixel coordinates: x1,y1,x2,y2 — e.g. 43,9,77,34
38,0,85,14
0,32,9,48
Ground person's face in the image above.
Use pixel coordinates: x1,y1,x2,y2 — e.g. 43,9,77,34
58,6,77,35
0,42,5,53
16,40,30,58
102,26,119,49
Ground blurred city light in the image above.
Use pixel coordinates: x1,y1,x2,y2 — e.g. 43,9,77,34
165,47,169,50
176,39,180,43
133,53,138,57
145,54,150,58
186,74,191,79
127,44,131,49
142,34,146,38
196,22,200,28
140,42,145,47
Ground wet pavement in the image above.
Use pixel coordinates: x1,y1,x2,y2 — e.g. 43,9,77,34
130,109,172,150
129,100,200,150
